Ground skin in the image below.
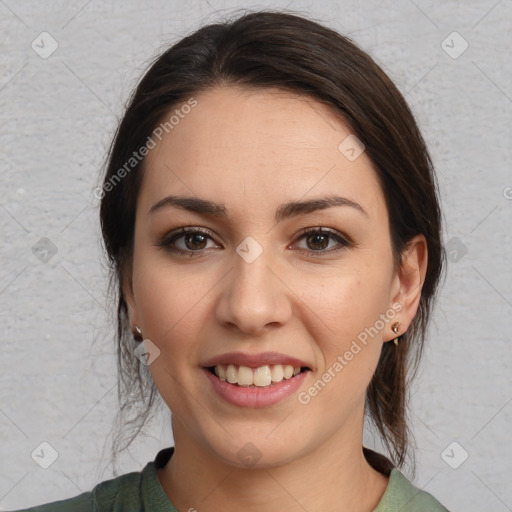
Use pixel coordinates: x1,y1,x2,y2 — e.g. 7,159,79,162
124,86,428,512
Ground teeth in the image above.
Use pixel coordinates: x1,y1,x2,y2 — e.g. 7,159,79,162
283,365,294,379
213,364,303,387
226,364,237,384
270,364,283,383
253,366,272,387
237,366,254,386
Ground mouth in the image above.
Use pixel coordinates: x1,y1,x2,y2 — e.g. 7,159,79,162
206,364,311,388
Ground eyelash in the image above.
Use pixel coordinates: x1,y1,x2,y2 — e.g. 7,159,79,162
157,226,352,258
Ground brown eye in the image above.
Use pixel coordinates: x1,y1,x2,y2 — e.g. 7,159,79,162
294,227,351,256
305,232,330,251
183,232,208,250
158,226,351,257
157,227,219,255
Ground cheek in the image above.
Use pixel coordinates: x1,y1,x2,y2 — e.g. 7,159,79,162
295,262,392,400
297,276,387,413
298,262,393,344
134,261,212,352
132,262,213,417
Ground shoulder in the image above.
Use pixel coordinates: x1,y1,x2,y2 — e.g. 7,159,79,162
8,447,176,512
8,470,145,512
363,448,450,512
375,468,451,512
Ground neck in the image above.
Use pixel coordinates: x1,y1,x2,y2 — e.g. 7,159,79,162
158,415,389,512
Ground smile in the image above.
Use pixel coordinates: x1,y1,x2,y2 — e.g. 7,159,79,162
204,365,311,408
208,364,310,388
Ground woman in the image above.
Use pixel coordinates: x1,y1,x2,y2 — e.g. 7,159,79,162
13,10,449,512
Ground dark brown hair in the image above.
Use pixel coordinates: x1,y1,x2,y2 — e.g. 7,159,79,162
99,9,444,472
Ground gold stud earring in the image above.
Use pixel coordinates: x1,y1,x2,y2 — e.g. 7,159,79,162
391,322,400,346
133,326,143,342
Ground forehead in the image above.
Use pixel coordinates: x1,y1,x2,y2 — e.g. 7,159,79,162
139,86,385,220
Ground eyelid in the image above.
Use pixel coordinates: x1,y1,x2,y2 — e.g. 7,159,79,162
156,225,353,256
292,227,353,256
294,226,353,245
156,226,217,248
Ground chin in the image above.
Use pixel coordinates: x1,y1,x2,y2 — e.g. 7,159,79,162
204,430,307,470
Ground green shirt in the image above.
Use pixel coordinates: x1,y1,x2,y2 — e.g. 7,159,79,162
11,447,450,511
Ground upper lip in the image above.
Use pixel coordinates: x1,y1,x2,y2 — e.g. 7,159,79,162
202,351,312,370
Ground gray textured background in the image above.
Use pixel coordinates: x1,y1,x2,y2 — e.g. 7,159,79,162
1,1,511,510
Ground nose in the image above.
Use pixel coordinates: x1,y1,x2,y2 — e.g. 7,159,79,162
215,247,293,335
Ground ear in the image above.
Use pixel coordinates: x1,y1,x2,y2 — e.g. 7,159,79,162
386,234,428,342
121,259,139,331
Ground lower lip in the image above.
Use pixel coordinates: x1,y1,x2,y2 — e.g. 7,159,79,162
203,368,309,408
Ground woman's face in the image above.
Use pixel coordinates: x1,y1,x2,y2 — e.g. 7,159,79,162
127,86,406,467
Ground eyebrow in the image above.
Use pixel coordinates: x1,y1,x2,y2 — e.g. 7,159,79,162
148,194,367,222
